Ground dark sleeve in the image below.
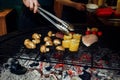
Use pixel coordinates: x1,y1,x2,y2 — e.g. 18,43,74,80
18,5,54,31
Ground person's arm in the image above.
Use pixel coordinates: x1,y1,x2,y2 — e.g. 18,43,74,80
56,0,86,11
23,0,40,13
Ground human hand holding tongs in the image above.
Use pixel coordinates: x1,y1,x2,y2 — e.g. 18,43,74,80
38,7,74,35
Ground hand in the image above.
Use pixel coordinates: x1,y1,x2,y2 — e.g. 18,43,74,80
23,0,40,13
75,3,86,11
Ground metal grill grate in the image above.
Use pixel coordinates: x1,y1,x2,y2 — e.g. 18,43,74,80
0,26,120,70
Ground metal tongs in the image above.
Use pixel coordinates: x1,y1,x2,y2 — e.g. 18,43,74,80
38,7,74,35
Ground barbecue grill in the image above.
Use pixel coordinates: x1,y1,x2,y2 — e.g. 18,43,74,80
0,25,120,71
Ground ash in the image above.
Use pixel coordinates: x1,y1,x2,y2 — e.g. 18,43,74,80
0,58,120,80
0,58,41,80
0,69,41,80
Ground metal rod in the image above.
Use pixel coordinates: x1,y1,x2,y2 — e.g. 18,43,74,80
38,7,70,28
38,8,69,35
39,7,74,31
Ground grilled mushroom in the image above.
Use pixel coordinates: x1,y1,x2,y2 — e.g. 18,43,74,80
48,31,55,37
44,36,52,42
32,39,40,44
56,46,65,51
53,39,61,46
45,40,53,46
32,33,41,40
24,39,36,49
40,45,50,53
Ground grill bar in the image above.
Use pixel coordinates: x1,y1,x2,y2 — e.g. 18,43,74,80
0,26,120,70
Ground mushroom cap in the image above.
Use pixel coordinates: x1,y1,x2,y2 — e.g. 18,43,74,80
56,46,65,51
32,33,41,39
24,39,36,49
32,39,40,44
48,31,52,37
24,39,31,45
44,36,52,42
45,40,53,46
40,45,49,53
53,39,61,46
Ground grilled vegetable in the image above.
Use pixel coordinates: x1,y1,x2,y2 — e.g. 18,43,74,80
45,40,53,46
44,36,52,42
40,45,50,53
24,39,36,49
53,39,61,46
56,46,65,51
32,33,41,40
32,39,40,44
